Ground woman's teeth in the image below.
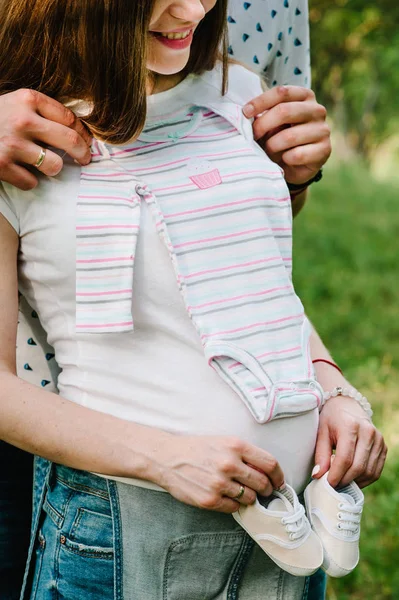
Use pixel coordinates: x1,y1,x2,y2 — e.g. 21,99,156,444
160,30,191,40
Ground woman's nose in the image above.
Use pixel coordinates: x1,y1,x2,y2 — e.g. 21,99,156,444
169,0,206,24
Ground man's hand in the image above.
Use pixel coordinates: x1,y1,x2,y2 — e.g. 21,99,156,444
244,85,331,186
0,89,92,190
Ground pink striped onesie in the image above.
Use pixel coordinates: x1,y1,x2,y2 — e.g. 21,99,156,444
76,64,323,424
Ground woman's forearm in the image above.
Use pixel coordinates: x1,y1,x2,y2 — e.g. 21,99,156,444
0,370,170,483
309,324,350,389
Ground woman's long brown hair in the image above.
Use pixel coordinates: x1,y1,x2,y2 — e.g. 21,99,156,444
0,0,228,144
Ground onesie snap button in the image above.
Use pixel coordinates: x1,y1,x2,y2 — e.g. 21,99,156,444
135,184,147,197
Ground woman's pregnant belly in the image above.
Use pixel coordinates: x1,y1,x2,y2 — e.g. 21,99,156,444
58,331,319,495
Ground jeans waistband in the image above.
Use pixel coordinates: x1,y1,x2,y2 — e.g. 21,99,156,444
52,464,109,497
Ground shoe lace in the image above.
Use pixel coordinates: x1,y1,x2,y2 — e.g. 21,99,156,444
281,503,308,540
337,502,363,534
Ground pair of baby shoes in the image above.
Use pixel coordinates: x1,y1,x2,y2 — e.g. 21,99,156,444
233,472,364,578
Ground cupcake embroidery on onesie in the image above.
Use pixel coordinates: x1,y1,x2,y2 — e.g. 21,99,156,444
76,65,323,424
187,159,222,190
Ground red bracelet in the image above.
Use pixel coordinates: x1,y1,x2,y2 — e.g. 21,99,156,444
312,359,343,375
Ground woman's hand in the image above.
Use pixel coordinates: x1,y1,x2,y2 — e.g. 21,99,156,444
156,435,285,513
312,362,387,489
0,89,92,190
243,85,331,186
315,395,387,489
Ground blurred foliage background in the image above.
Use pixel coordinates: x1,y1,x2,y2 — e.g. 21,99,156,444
310,0,399,170
292,2,399,598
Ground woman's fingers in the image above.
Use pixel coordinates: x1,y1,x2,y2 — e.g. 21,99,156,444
233,462,274,497
224,481,257,506
240,441,285,490
214,498,242,514
338,421,376,487
314,422,334,479
243,85,314,119
327,426,358,488
160,435,284,514
356,435,388,488
373,444,388,483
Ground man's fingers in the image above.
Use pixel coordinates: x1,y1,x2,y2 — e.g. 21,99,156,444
4,138,64,177
265,122,331,155
21,88,92,146
327,429,358,488
281,139,332,169
10,90,92,164
37,95,93,148
33,116,91,165
0,162,38,191
253,101,326,141
70,117,93,148
243,85,314,118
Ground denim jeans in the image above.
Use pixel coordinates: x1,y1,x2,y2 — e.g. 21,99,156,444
29,465,116,599
0,442,33,600
0,453,325,600
26,464,328,600
116,480,307,600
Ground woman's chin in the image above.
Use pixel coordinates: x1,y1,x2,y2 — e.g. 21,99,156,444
148,52,190,78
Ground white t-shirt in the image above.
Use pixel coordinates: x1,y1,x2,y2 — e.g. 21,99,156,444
1,66,318,493
16,0,312,396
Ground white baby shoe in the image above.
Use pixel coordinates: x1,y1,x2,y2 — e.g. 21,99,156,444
304,472,364,578
233,484,324,577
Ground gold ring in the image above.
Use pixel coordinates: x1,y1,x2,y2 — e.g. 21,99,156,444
233,485,245,501
34,147,46,169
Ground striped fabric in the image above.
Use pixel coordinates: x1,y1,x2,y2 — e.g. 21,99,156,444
76,67,323,423
76,142,140,333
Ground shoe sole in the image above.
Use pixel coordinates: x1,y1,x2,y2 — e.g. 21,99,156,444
232,511,320,577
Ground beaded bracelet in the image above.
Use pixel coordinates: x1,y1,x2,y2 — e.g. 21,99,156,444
323,386,373,420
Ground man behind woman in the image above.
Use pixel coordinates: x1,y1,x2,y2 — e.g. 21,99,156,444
0,1,386,599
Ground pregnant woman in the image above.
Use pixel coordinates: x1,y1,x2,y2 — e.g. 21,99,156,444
0,1,386,599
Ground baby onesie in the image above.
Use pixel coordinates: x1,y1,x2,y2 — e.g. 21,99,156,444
75,65,322,423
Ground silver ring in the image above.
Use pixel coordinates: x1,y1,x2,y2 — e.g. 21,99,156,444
233,485,245,501
34,147,46,169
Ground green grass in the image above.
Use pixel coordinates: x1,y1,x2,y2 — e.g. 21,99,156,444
292,163,399,600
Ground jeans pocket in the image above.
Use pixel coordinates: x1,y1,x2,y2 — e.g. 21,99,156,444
163,531,245,600
55,503,114,599
62,507,114,557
